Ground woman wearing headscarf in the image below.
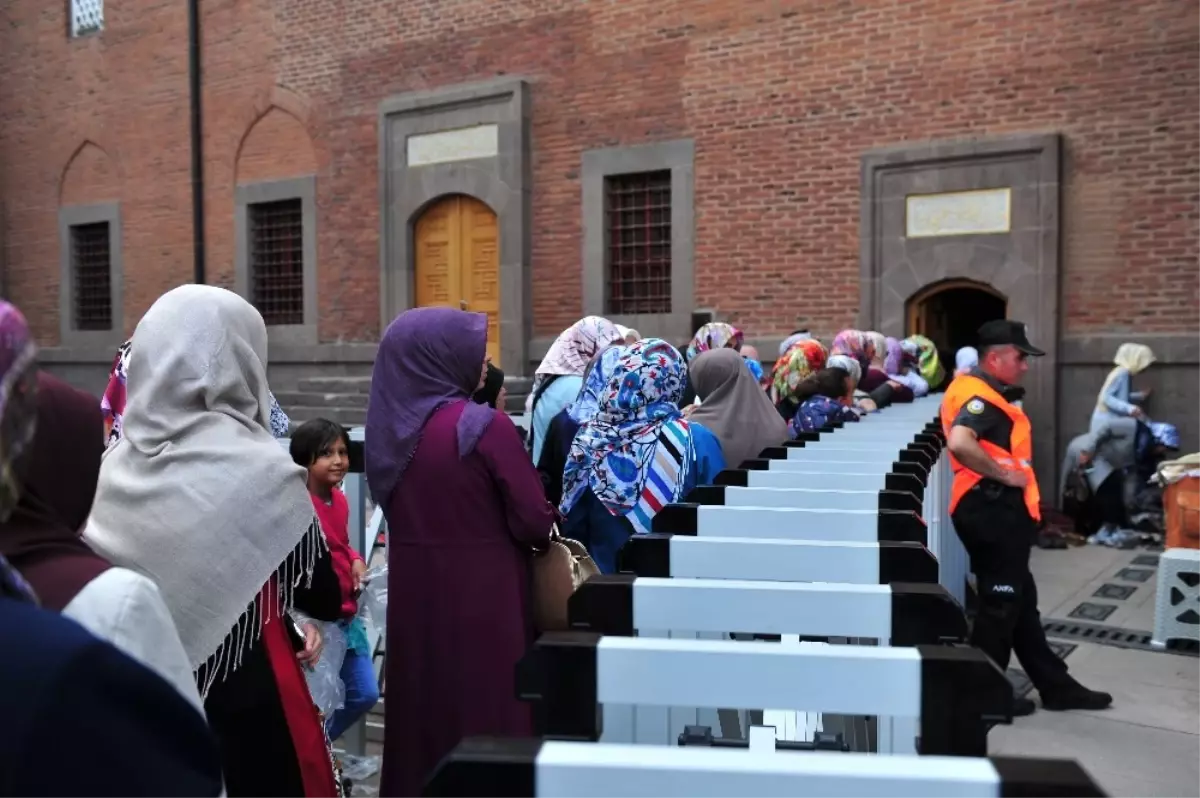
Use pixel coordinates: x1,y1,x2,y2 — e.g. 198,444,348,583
685,321,743,362
1,372,203,711
771,338,828,421
85,286,343,797
526,316,623,462
561,340,725,572
102,337,293,447
886,337,929,397
788,366,863,435
0,301,224,797
831,330,873,375
687,348,788,467
778,329,812,357
615,324,641,344
367,307,554,798
536,344,624,508
905,334,946,391
954,346,979,378
1091,343,1156,431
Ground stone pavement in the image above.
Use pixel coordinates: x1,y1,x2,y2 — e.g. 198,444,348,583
989,544,1200,798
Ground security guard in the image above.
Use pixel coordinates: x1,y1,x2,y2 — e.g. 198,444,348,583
943,320,1112,716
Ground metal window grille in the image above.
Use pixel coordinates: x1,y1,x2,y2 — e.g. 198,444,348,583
249,198,305,326
70,0,104,36
605,170,672,314
69,222,112,331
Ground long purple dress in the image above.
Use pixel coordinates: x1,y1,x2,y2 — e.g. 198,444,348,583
380,401,554,797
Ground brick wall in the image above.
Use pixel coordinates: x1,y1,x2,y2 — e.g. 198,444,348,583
1,0,1196,344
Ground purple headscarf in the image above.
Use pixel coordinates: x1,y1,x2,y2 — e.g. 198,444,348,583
884,337,904,375
366,307,493,506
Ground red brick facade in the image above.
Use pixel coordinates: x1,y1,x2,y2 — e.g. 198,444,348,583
1,0,1197,345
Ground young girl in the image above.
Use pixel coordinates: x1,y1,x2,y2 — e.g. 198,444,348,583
290,419,380,742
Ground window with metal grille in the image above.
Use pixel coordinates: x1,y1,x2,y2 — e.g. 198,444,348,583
70,0,104,36
69,222,112,331
248,198,305,326
605,170,672,314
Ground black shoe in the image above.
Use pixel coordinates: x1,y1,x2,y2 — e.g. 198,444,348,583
1013,696,1037,717
1041,687,1113,711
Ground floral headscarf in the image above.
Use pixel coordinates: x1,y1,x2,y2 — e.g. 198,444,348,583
0,301,38,522
771,339,828,404
560,339,693,535
905,335,945,386
567,345,626,425
831,330,872,373
791,395,860,436
103,338,291,447
526,316,622,415
685,322,743,362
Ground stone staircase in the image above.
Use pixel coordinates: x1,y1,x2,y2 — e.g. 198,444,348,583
275,375,534,428
274,377,373,428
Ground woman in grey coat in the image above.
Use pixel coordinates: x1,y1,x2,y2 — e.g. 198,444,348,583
1061,416,1141,547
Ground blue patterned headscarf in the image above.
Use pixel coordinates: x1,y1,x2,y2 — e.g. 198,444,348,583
560,339,694,534
567,345,625,425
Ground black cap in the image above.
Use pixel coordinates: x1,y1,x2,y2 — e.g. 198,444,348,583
977,320,1045,357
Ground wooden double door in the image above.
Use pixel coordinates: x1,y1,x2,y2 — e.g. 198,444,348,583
413,194,501,366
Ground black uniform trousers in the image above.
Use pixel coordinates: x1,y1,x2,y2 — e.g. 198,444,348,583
952,481,1075,695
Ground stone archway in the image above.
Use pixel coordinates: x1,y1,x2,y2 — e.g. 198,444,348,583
906,278,1008,367
859,133,1062,495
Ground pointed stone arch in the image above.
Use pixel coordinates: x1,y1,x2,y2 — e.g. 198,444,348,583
234,104,317,185
59,140,120,206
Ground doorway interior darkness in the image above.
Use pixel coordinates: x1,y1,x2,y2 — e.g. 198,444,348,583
907,279,1008,368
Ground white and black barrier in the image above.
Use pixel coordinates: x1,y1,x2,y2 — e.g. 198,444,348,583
651,503,928,546
514,633,1012,757
425,738,1107,797
618,533,939,585
567,574,967,647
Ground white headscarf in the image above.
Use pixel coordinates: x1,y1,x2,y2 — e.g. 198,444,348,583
955,347,979,372
85,285,326,695
1095,343,1156,413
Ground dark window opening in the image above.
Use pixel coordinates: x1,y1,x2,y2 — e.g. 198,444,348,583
70,222,112,331
249,198,304,326
605,170,671,314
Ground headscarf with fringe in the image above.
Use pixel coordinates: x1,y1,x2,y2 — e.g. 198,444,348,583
84,286,327,696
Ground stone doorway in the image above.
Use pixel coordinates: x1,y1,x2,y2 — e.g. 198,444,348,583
907,278,1008,370
859,133,1062,495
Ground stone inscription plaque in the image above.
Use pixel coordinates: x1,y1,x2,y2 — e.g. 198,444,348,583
905,187,1012,238
407,124,499,167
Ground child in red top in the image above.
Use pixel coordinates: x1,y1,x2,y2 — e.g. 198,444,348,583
290,419,379,741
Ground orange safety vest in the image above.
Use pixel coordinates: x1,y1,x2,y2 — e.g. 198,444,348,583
940,374,1042,522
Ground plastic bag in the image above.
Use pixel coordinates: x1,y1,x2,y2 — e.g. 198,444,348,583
304,620,347,718
358,563,389,640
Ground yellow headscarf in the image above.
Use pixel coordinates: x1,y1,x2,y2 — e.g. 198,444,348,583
1095,343,1155,412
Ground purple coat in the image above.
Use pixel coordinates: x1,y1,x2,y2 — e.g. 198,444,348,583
380,401,554,797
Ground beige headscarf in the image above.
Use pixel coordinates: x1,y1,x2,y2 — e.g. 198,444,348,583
688,348,788,467
1095,343,1156,413
85,285,326,696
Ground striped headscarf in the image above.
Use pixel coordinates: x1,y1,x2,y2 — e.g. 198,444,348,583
560,339,693,535
685,322,743,362
0,301,38,522
771,338,828,405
